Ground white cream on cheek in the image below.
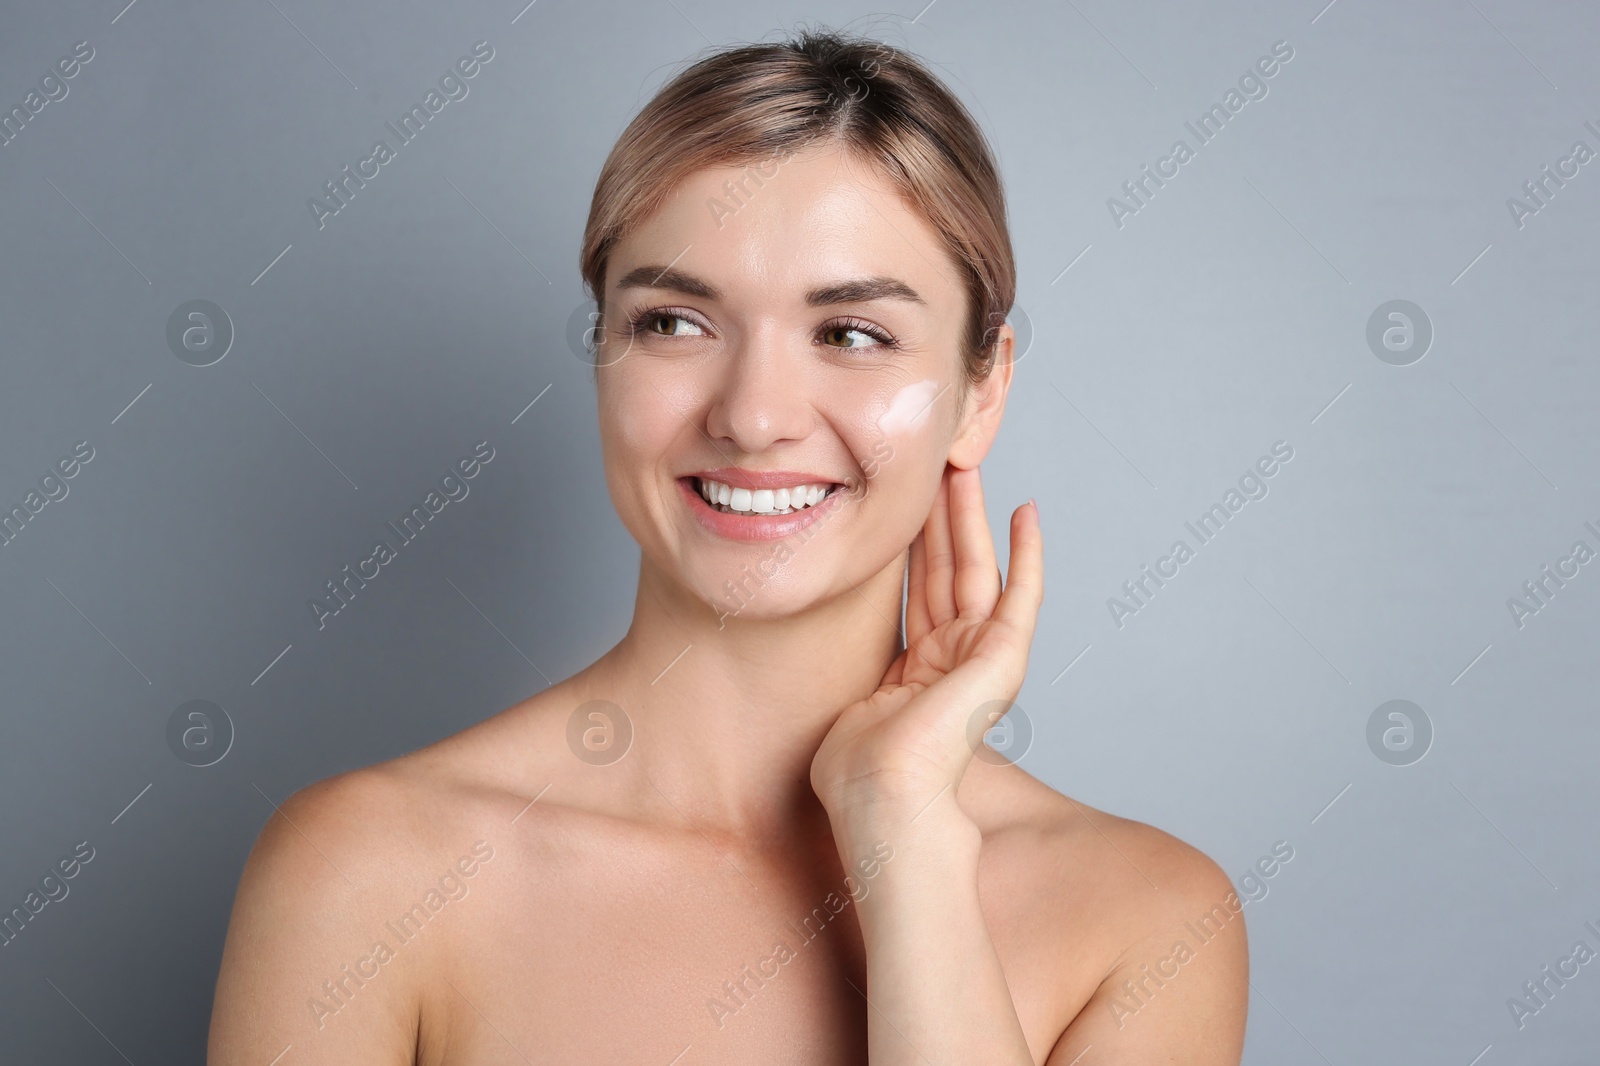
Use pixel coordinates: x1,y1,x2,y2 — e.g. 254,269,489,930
874,379,944,438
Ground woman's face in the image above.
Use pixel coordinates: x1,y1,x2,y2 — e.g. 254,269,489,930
595,142,1011,622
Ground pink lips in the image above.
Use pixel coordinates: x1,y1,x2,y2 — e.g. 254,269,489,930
678,473,847,542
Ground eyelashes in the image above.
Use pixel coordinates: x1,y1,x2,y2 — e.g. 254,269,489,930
624,307,703,340
820,315,899,350
622,306,901,352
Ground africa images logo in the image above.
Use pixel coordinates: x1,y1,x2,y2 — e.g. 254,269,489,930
307,41,495,231
1106,40,1295,228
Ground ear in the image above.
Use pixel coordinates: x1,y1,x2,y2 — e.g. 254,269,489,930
947,324,1015,470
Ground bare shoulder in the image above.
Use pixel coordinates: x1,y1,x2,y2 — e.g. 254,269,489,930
238,739,501,883
966,762,1238,913
230,676,602,892
963,763,1249,1063
208,725,533,1064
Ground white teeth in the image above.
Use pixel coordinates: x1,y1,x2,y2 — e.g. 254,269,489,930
695,477,835,516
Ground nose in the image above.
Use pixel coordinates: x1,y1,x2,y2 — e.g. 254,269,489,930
703,325,817,452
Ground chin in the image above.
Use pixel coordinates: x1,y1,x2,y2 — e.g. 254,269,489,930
693,554,831,625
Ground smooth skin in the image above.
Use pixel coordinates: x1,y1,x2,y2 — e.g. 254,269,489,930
208,143,1247,1064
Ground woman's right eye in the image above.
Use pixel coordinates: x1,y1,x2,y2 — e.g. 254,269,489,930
629,311,706,338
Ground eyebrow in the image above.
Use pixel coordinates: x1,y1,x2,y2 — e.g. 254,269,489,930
613,265,926,307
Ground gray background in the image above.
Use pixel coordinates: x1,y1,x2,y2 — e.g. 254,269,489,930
1,0,1596,1061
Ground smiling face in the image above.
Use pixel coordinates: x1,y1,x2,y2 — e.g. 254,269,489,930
595,142,1012,622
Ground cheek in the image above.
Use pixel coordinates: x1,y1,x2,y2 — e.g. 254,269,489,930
874,379,944,438
825,380,952,559
599,367,703,465
596,369,701,537
847,378,948,480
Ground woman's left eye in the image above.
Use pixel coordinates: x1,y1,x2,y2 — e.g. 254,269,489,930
820,318,896,350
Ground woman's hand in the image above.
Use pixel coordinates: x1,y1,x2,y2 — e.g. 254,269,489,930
810,463,1043,828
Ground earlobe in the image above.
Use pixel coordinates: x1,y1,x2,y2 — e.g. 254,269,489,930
947,426,988,470
947,335,1013,470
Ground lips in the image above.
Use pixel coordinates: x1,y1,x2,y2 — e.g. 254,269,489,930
677,474,848,542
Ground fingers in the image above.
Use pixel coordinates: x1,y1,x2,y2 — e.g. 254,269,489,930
881,647,907,688
905,529,932,648
949,466,1000,618
921,468,957,625
993,500,1044,641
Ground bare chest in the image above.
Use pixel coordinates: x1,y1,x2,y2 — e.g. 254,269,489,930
416,849,874,1064
414,835,1096,1064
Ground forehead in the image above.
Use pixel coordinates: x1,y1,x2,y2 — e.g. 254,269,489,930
610,144,962,306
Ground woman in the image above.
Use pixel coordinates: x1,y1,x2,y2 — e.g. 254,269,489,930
209,28,1248,1065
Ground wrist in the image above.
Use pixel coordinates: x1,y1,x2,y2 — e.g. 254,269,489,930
826,794,981,877
820,769,975,829
830,806,984,945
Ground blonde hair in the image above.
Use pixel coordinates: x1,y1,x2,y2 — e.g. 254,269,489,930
579,27,1015,390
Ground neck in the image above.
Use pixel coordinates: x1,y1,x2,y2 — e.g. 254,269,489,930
581,549,906,838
